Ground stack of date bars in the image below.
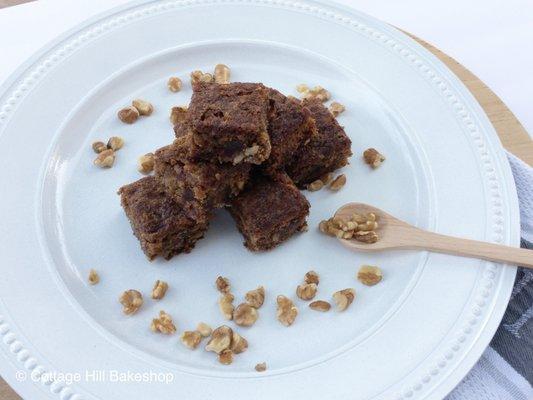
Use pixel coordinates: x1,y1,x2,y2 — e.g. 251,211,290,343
119,82,352,260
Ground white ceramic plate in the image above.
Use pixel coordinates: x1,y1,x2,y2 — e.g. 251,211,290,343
0,1,519,399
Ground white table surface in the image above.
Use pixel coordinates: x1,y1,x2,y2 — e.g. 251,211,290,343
1,0,532,137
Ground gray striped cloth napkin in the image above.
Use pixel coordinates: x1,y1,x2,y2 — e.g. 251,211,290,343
447,153,533,399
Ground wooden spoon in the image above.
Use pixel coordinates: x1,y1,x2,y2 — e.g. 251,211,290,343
334,202,533,268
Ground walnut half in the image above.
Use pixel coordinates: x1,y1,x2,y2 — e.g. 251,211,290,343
276,295,298,327
151,310,177,335
332,288,355,311
245,286,265,308
357,265,383,286
119,289,143,315
233,303,258,327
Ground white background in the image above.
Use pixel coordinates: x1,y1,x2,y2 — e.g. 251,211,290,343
0,0,532,137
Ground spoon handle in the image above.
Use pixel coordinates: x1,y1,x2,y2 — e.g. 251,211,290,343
410,231,533,268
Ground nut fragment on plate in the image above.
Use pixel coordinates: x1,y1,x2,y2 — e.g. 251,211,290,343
196,322,212,338
218,349,234,365
214,64,231,84
180,330,203,349
216,276,231,293
230,332,248,354
320,173,334,186
233,303,258,327
255,362,267,372
119,289,143,315
151,310,177,335
329,174,346,191
118,106,139,124
309,300,331,312
205,325,233,354
190,70,214,84
363,148,385,169
132,99,154,116
94,149,115,168
296,84,331,102
151,280,168,299
170,106,188,126
296,283,318,301
167,76,182,92
332,288,355,311
92,141,107,154
218,293,235,320
107,136,124,151
329,101,345,117
138,153,155,174
307,179,324,192
357,265,383,286
304,270,320,285
88,269,99,285
276,295,298,326
245,286,265,308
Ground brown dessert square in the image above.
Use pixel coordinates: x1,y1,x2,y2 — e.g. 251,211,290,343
261,89,316,174
188,82,271,164
228,172,310,251
286,99,352,187
154,133,251,209
118,176,210,260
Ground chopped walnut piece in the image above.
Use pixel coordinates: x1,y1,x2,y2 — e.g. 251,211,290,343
276,295,298,327
137,153,155,174
329,174,346,191
329,101,345,117
119,289,143,315
296,84,309,93
309,300,331,312
132,99,154,116
354,230,379,244
170,106,188,125
218,349,234,365
180,330,203,349
297,84,331,102
190,70,214,84
357,265,383,286
88,269,99,285
107,136,124,151
363,148,385,169
94,149,115,168
151,310,177,335
214,64,230,84
167,76,182,92
332,288,355,311
205,325,233,354
92,141,107,153
118,106,139,124
230,332,248,354
255,362,267,372
296,283,318,301
216,276,231,293
151,280,168,300
245,286,265,308
304,270,319,285
307,179,324,191
196,322,212,338
218,293,235,320
302,85,331,102
233,303,258,327
320,173,334,185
